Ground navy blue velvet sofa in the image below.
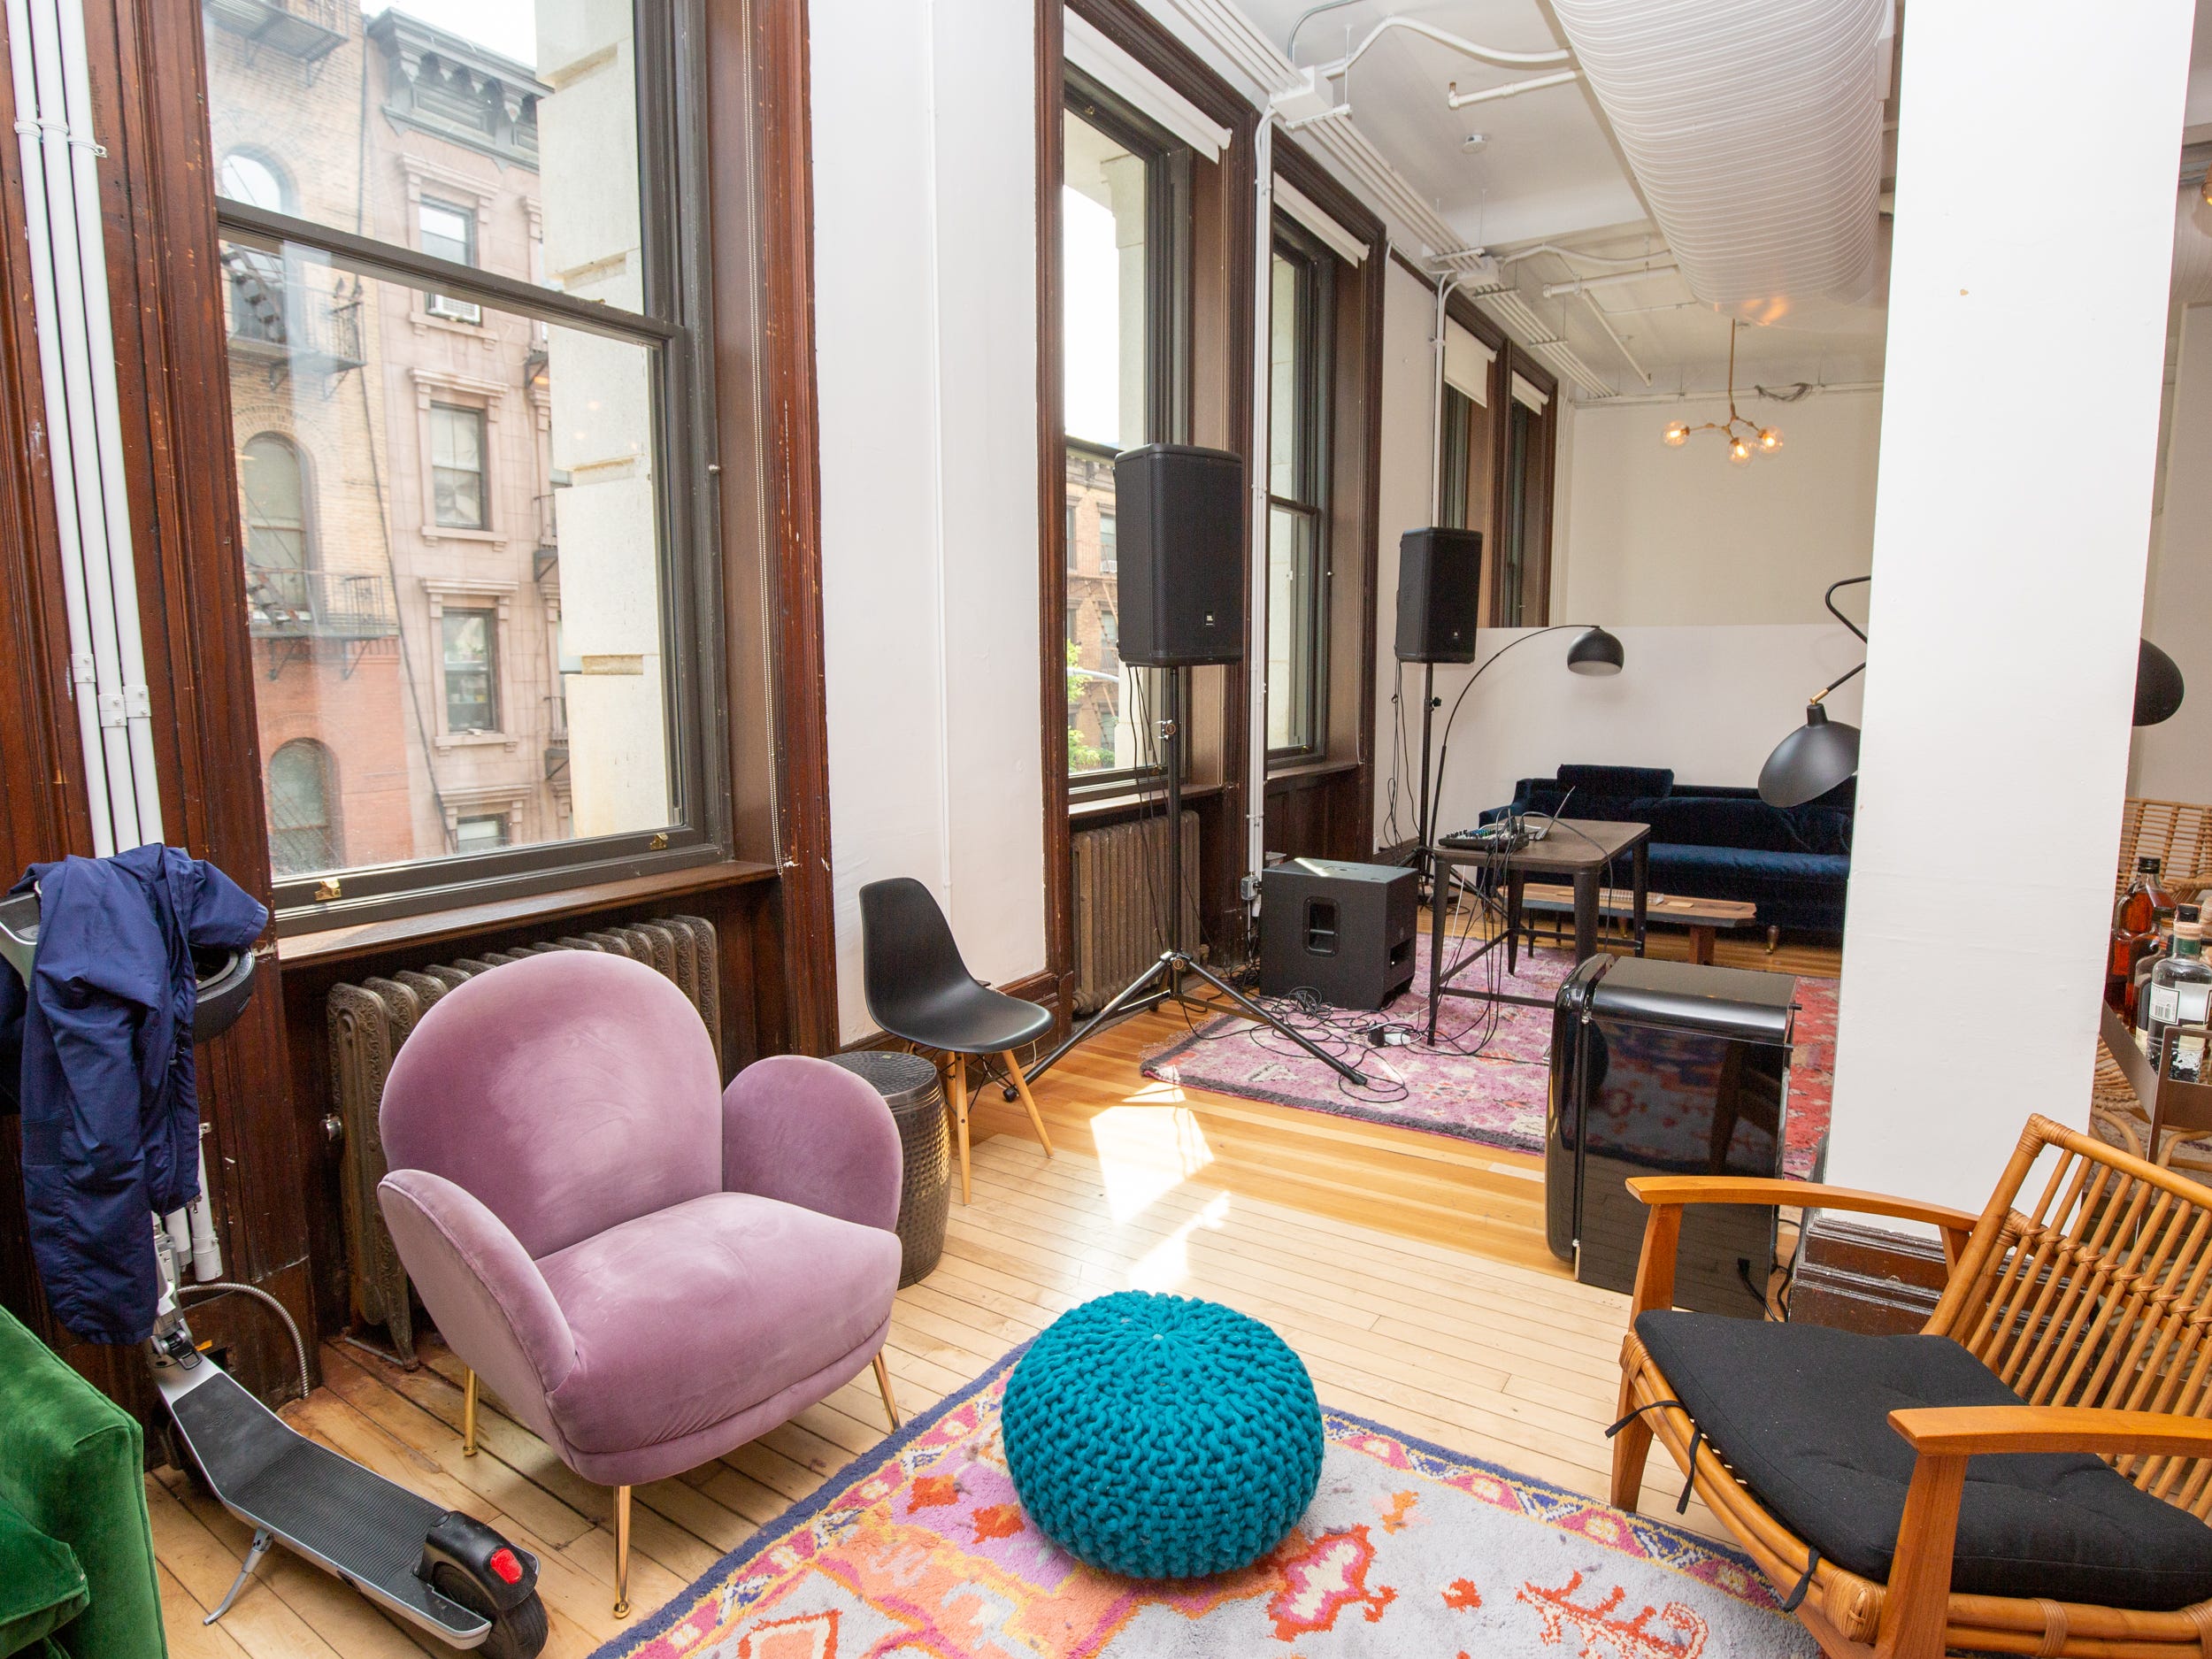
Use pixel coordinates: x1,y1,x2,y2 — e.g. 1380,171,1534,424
1488,764,1853,934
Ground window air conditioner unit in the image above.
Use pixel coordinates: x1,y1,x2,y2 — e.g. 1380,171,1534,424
426,293,481,324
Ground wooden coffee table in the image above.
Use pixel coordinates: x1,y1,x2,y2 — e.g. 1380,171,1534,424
1426,818,1650,1041
1517,883,1757,965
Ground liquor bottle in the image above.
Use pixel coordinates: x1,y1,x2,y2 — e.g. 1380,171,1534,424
2147,905,2212,1083
2110,856,2172,1011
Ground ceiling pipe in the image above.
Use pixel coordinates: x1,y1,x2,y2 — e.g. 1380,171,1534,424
1541,263,1678,297
1316,15,1572,80
1445,69,1580,109
1575,291,1652,387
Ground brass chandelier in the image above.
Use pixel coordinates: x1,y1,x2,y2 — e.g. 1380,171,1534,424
1662,321,1781,465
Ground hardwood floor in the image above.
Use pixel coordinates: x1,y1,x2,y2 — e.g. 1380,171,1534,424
151,926,1837,1656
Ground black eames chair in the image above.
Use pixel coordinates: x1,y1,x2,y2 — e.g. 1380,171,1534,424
858,878,1055,1203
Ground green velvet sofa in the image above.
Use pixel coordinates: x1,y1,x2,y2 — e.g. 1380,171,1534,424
0,1309,165,1658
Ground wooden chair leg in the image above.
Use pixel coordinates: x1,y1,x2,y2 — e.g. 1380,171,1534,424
948,1054,972,1205
1609,1377,1653,1511
612,1484,632,1617
1001,1049,1055,1159
873,1351,902,1430
462,1368,478,1457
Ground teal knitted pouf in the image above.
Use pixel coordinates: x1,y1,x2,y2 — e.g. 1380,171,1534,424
1001,1291,1324,1579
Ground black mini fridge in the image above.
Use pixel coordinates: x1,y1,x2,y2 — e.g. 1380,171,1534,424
1547,955,1796,1317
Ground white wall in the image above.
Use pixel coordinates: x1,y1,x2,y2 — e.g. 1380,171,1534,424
2132,302,2212,803
1371,264,1868,846
1558,389,1882,626
810,0,1045,1042
1824,0,2193,1214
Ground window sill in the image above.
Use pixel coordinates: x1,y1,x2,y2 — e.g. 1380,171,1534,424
276,858,775,970
421,526,506,546
434,731,516,751
1070,780,1225,820
1265,756,1361,785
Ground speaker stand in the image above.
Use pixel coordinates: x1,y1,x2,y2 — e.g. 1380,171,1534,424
1404,661,1440,892
1011,669,1369,1097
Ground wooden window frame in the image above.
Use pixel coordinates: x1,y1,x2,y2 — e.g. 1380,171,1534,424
1264,212,1335,766
205,0,735,930
1060,70,1193,803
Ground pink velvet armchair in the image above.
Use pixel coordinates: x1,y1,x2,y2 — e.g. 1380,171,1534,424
377,950,903,1618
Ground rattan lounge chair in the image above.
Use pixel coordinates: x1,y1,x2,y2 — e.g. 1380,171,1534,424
1613,1114,2212,1659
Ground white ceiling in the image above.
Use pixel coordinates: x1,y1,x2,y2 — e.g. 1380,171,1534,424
1239,0,2211,398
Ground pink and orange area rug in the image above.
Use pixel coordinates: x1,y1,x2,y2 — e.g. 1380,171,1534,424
1141,953,1836,1180
591,1346,1810,1658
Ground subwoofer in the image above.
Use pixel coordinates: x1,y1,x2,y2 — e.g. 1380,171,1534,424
1115,443,1246,666
1394,526,1484,664
1258,859,1418,1010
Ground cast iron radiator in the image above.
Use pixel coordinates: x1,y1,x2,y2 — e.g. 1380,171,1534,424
1070,810,1202,1014
326,917,720,1364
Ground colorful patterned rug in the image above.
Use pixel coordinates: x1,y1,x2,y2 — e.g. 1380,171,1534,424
589,1344,1810,1657
1141,951,1835,1179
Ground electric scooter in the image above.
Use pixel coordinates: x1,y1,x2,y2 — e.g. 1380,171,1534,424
0,890,549,1657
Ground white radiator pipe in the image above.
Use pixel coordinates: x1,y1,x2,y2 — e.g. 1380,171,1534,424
52,0,159,848
187,1135,222,1280
1246,114,1275,886
1428,273,1466,521
23,0,134,851
4,0,110,855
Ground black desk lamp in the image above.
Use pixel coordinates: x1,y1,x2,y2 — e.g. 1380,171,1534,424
1757,577,2186,808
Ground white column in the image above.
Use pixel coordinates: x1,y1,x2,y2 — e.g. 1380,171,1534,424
1824,0,2195,1211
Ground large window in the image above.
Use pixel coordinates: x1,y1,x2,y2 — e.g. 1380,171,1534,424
1265,219,1334,759
203,0,719,917
1062,73,1187,791
1499,369,1555,627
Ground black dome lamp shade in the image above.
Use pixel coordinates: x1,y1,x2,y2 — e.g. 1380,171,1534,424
1566,625,1624,676
1759,700,1863,809
2137,637,2185,727
1758,575,1870,809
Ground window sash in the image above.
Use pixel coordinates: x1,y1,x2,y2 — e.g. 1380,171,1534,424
208,0,727,928
1265,219,1333,763
1062,73,1191,800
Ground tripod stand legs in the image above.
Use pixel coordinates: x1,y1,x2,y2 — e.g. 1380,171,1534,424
1014,952,1180,1094
1015,949,1371,1094
1177,957,1370,1087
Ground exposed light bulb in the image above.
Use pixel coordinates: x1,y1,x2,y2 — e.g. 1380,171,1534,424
1662,421,1689,447
1728,438,1753,465
1758,426,1784,451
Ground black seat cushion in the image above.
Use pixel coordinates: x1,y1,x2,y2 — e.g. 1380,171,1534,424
1637,1311,2212,1609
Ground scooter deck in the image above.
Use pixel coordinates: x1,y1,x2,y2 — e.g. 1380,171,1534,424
164,1363,489,1642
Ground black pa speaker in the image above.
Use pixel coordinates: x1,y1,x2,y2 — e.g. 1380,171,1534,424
1115,443,1246,666
1395,526,1484,664
1258,859,1419,1010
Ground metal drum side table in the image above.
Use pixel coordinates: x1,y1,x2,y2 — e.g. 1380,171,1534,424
825,1049,949,1287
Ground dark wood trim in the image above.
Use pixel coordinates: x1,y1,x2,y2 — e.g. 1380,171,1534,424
1791,1215,1949,1336
1035,0,1072,1033
711,0,840,1055
1271,138,1385,856
1502,342,1560,626
1046,0,1262,987
277,860,777,967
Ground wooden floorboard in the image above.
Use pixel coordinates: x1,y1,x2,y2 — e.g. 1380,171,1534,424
154,931,1831,1655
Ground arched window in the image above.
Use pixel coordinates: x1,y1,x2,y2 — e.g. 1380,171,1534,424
267,740,340,877
218,150,288,212
241,433,311,595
